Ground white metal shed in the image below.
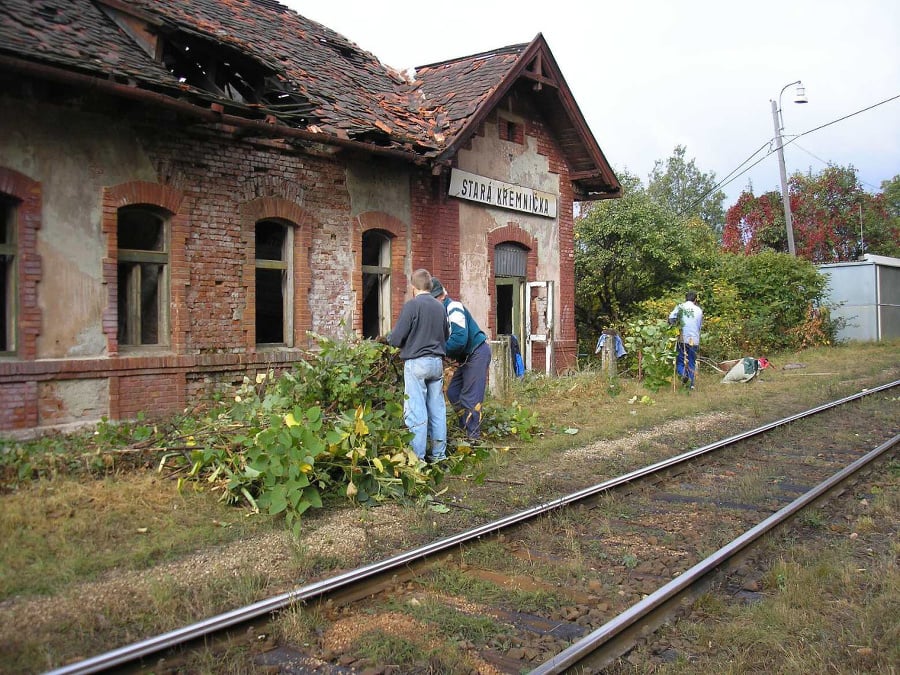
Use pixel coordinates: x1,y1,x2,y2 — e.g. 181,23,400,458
818,254,900,342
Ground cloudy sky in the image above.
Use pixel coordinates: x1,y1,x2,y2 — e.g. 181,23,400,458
286,0,899,208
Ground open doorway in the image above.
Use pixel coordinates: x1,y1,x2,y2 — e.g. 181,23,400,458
494,242,527,349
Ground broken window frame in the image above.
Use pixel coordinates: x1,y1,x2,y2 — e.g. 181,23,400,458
255,219,294,347
0,195,16,354
117,206,170,349
361,230,392,340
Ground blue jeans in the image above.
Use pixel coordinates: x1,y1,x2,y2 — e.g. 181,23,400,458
676,341,698,385
403,356,447,460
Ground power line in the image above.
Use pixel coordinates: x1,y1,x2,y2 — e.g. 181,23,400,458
792,142,830,168
784,92,900,148
676,92,900,220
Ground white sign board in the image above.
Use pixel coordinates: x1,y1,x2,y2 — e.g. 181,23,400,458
448,169,557,218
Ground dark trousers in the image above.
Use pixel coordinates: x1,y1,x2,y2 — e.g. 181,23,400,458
447,341,491,438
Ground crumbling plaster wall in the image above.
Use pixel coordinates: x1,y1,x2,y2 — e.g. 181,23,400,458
454,112,562,333
0,98,157,358
345,157,413,313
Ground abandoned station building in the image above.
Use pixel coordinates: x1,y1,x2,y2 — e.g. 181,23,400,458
0,0,620,433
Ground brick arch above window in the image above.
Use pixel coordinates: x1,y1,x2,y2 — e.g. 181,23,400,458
240,196,314,349
488,224,538,279
0,167,42,360
241,196,311,228
486,223,539,336
105,181,185,215
102,181,187,356
353,211,406,336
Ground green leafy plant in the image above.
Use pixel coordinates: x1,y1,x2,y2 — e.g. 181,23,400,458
621,317,678,391
1,334,538,534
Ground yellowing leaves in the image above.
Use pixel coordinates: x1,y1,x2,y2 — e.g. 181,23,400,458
284,413,300,427
353,406,369,436
354,416,369,435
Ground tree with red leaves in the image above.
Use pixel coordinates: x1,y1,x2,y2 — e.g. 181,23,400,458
723,165,897,262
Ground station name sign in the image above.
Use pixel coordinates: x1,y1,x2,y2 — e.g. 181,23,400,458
448,169,557,218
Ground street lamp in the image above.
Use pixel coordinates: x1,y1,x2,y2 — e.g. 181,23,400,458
771,80,808,255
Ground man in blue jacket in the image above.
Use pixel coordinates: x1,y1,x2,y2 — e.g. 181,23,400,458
431,278,491,440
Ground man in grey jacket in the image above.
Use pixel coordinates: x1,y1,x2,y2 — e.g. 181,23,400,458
388,269,450,461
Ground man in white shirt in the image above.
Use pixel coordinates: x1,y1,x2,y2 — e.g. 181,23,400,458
668,290,703,389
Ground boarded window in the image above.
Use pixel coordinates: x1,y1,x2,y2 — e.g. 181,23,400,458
495,242,527,277
361,230,391,339
0,195,16,353
117,206,168,346
256,219,293,345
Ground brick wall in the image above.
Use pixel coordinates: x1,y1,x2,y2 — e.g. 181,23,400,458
0,87,584,431
0,381,37,429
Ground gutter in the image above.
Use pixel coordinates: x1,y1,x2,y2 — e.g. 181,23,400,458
0,54,427,165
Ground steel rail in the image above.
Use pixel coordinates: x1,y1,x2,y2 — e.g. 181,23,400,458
46,380,899,675
530,431,900,674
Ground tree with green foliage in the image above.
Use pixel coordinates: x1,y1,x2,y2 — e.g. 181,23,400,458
724,165,898,261
695,251,832,356
878,174,900,257
575,172,694,344
882,174,900,218
627,250,833,370
648,145,727,233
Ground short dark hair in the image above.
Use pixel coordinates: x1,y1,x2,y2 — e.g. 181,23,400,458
685,291,697,302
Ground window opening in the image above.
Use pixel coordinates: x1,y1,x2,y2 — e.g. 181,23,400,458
255,219,293,345
0,195,16,353
117,206,168,346
361,230,391,339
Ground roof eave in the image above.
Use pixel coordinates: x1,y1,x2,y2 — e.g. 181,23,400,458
0,54,426,164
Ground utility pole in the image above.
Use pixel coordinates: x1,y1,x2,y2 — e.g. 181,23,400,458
771,98,797,256
771,80,807,257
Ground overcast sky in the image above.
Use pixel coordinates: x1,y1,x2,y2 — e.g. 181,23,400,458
286,0,900,208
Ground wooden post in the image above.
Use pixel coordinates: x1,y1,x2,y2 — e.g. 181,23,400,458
600,330,618,379
488,336,511,397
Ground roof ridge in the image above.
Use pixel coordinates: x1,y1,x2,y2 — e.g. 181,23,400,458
415,42,530,71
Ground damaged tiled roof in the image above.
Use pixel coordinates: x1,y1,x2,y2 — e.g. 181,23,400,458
411,44,527,147
0,0,437,150
0,0,176,83
0,0,619,196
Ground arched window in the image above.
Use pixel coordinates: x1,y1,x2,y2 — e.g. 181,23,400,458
117,205,169,346
0,194,16,353
255,219,293,345
361,230,391,339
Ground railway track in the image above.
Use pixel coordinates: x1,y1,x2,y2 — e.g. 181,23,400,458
48,380,899,674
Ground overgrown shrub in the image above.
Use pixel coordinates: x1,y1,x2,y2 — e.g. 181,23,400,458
620,251,836,362
1,335,540,535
